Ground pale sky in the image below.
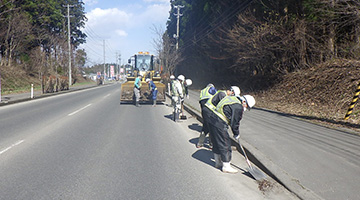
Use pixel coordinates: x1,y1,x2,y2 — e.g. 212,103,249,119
80,0,171,66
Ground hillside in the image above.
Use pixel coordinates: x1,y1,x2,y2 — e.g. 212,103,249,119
0,64,92,94
254,59,360,133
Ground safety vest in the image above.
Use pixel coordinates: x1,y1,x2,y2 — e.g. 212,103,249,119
172,80,181,96
205,90,226,111
215,96,241,124
135,77,142,89
199,86,213,101
170,80,175,95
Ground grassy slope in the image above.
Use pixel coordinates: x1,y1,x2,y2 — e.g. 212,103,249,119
254,59,360,133
0,65,94,94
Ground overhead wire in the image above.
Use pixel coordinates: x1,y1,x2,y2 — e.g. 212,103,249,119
82,24,117,64
179,0,253,51
180,0,252,50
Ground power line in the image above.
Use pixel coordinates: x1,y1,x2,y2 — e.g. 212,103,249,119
180,0,253,51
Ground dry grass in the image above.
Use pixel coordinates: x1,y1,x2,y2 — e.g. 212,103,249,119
1,64,40,94
254,59,360,134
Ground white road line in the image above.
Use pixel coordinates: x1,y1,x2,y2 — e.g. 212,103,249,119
68,104,92,116
0,140,24,155
104,94,111,98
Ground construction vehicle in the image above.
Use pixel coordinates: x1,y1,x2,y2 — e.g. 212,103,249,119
120,51,166,103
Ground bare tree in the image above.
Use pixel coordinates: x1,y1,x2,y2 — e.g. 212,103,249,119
1,10,32,67
151,24,182,76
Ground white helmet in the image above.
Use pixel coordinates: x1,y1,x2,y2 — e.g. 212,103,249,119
185,79,192,86
242,95,256,110
230,86,241,98
177,75,185,81
170,75,175,80
207,83,214,88
146,78,151,83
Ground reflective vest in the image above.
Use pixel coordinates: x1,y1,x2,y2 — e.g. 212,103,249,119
172,80,182,97
215,96,241,124
205,90,226,111
199,86,213,101
170,80,175,96
134,77,142,89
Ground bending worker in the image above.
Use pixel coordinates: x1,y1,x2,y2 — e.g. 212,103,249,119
146,78,158,106
201,86,240,147
134,74,142,107
208,94,255,174
197,83,217,148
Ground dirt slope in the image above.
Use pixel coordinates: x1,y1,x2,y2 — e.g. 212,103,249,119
254,59,360,133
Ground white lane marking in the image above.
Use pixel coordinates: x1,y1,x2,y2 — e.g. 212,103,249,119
103,94,111,98
0,140,24,155
68,104,92,116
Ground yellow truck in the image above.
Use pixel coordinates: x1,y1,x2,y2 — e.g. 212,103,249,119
120,52,166,103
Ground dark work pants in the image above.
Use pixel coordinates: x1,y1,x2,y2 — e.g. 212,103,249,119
200,103,212,135
208,111,232,162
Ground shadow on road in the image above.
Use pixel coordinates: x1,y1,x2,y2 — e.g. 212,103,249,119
191,148,215,168
188,123,202,133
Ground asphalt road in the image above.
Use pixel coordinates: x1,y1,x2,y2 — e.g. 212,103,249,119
0,83,297,200
186,89,360,200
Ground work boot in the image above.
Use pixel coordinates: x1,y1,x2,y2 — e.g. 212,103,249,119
222,162,238,174
214,154,223,168
196,132,206,148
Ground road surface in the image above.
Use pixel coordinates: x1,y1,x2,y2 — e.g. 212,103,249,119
0,83,296,199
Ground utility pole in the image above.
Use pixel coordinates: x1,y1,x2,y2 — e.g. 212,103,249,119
116,52,118,78
64,4,74,87
173,5,184,50
103,40,106,84
117,52,121,79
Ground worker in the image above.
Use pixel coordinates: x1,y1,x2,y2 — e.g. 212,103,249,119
169,75,176,100
184,79,192,99
134,74,142,107
172,75,185,121
197,83,217,148
177,75,186,116
146,78,158,106
202,85,240,147
208,94,256,174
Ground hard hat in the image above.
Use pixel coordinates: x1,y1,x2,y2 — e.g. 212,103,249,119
146,78,151,83
230,86,241,98
242,95,256,110
185,79,192,86
170,75,175,80
177,75,185,81
207,83,214,88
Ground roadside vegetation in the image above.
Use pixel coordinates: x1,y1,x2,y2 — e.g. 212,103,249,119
1,0,359,132
165,0,360,132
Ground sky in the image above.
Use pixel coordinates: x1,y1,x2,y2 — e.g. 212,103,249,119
80,0,171,66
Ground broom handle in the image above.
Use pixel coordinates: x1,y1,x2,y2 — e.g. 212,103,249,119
238,138,253,169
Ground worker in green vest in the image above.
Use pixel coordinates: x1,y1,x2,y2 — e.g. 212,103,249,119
208,94,255,173
197,83,217,148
